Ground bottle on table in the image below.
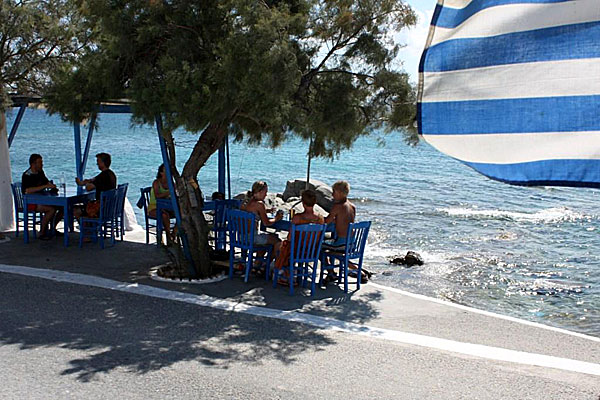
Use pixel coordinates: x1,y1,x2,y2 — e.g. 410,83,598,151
60,172,66,196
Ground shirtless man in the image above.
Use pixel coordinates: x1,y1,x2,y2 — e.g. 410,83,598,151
324,180,356,246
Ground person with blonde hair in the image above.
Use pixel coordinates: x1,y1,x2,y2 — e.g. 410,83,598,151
241,180,283,257
325,180,356,246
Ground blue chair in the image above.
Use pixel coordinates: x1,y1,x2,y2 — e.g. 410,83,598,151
79,189,119,249
11,182,41,238
114,183,128,240
273,223,326,296
227,209,273,283
320,221,371,293
139,187,157,244
209,199,241,250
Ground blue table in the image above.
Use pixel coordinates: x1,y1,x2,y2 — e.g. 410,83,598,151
263,219,336,233
155,199,216,245
23,188,95,247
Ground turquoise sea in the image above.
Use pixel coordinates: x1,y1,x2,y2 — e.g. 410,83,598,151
7,108,600,337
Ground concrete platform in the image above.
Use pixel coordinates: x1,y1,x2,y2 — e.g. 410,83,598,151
1,228,599,398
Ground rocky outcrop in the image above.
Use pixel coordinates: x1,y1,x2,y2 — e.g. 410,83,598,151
390,251,424,267
282,179,333,212
233,191,328,217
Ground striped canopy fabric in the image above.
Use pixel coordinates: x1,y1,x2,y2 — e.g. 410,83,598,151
417,0,600,188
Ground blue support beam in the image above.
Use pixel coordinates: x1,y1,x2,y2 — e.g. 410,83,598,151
8,104,27,148
225,133,231,199
155,115,197,277
74,122,83,194
80,115,97,176
218,138,226,196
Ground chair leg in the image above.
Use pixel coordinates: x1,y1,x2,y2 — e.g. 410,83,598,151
272,265,279,288
99,226,105,249
229,247,235,280
343,261,349,293
289,263,294,295
244,253,253,283
264,247,272,281
310,261,318,296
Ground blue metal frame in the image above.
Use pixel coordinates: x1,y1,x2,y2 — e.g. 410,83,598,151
218,139,226,196
225,133,231,199
155,115,197,277
80,115,97,176
8,104,27,148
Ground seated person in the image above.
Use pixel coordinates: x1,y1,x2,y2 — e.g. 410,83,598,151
324,180,356,248
241,180,283,261
21,154,64,240
322,180,357,282
274,189,324,274
74,152,117,218
211,191,225,201
147,164,175,242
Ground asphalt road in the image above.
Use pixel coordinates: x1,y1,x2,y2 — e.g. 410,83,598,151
0,272,598,399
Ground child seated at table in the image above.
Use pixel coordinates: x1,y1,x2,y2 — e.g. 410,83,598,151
274,189,324,279
324,180,356,248
241,181,283,263
322,180,357,282
148,164,175,242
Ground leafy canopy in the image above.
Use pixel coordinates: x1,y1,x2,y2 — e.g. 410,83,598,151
0,0,88,110
47,0,417,158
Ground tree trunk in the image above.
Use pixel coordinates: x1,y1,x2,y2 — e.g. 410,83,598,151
162,121,229,278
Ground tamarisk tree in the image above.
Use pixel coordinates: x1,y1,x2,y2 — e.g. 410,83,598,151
46,0,417,278
0,0,88,231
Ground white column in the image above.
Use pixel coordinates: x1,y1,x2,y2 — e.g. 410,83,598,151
0,111,15,232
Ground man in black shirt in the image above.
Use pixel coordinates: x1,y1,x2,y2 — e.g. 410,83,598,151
21,154,63,240
75,152,117,217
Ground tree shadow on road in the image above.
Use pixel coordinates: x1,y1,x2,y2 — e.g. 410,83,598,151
0,273,336,382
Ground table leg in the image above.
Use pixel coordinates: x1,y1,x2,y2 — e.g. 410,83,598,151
23,197,29,244
156,204,163,246
63,203,69,247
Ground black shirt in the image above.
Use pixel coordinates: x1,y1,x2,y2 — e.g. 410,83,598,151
92,169,117,200
22,168,49,193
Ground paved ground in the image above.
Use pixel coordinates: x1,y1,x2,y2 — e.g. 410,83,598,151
0,229,599,399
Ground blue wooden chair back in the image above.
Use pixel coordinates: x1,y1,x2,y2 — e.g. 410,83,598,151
11,182,41,237
227,209,256,250
213,199,241,230
99,189,119,222
11,183,24,212
115,183,128,238
140,187,156,244
116,184,128,218
344,221,371,259
289,223,326,265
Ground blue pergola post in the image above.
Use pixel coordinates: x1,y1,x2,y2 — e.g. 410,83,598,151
218,139,226,196
155,115,197,277
225,134,231,199
80,115,97,177
7,103,27,148
74,122,83,194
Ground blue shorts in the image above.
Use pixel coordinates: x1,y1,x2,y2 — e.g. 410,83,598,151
323,237,347,249
254,233,271,245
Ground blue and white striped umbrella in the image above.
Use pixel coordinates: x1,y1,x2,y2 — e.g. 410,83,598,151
417,0,600,188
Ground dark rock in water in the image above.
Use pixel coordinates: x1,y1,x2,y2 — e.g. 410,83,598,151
382,270,394,276
390,251,424,267
282,179,334,212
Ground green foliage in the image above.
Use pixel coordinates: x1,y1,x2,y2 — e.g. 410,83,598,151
0,0,88,110
46,0,417,159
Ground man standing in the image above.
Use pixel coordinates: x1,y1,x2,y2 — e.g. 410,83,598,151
22,154,63,240
75,152,117,217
